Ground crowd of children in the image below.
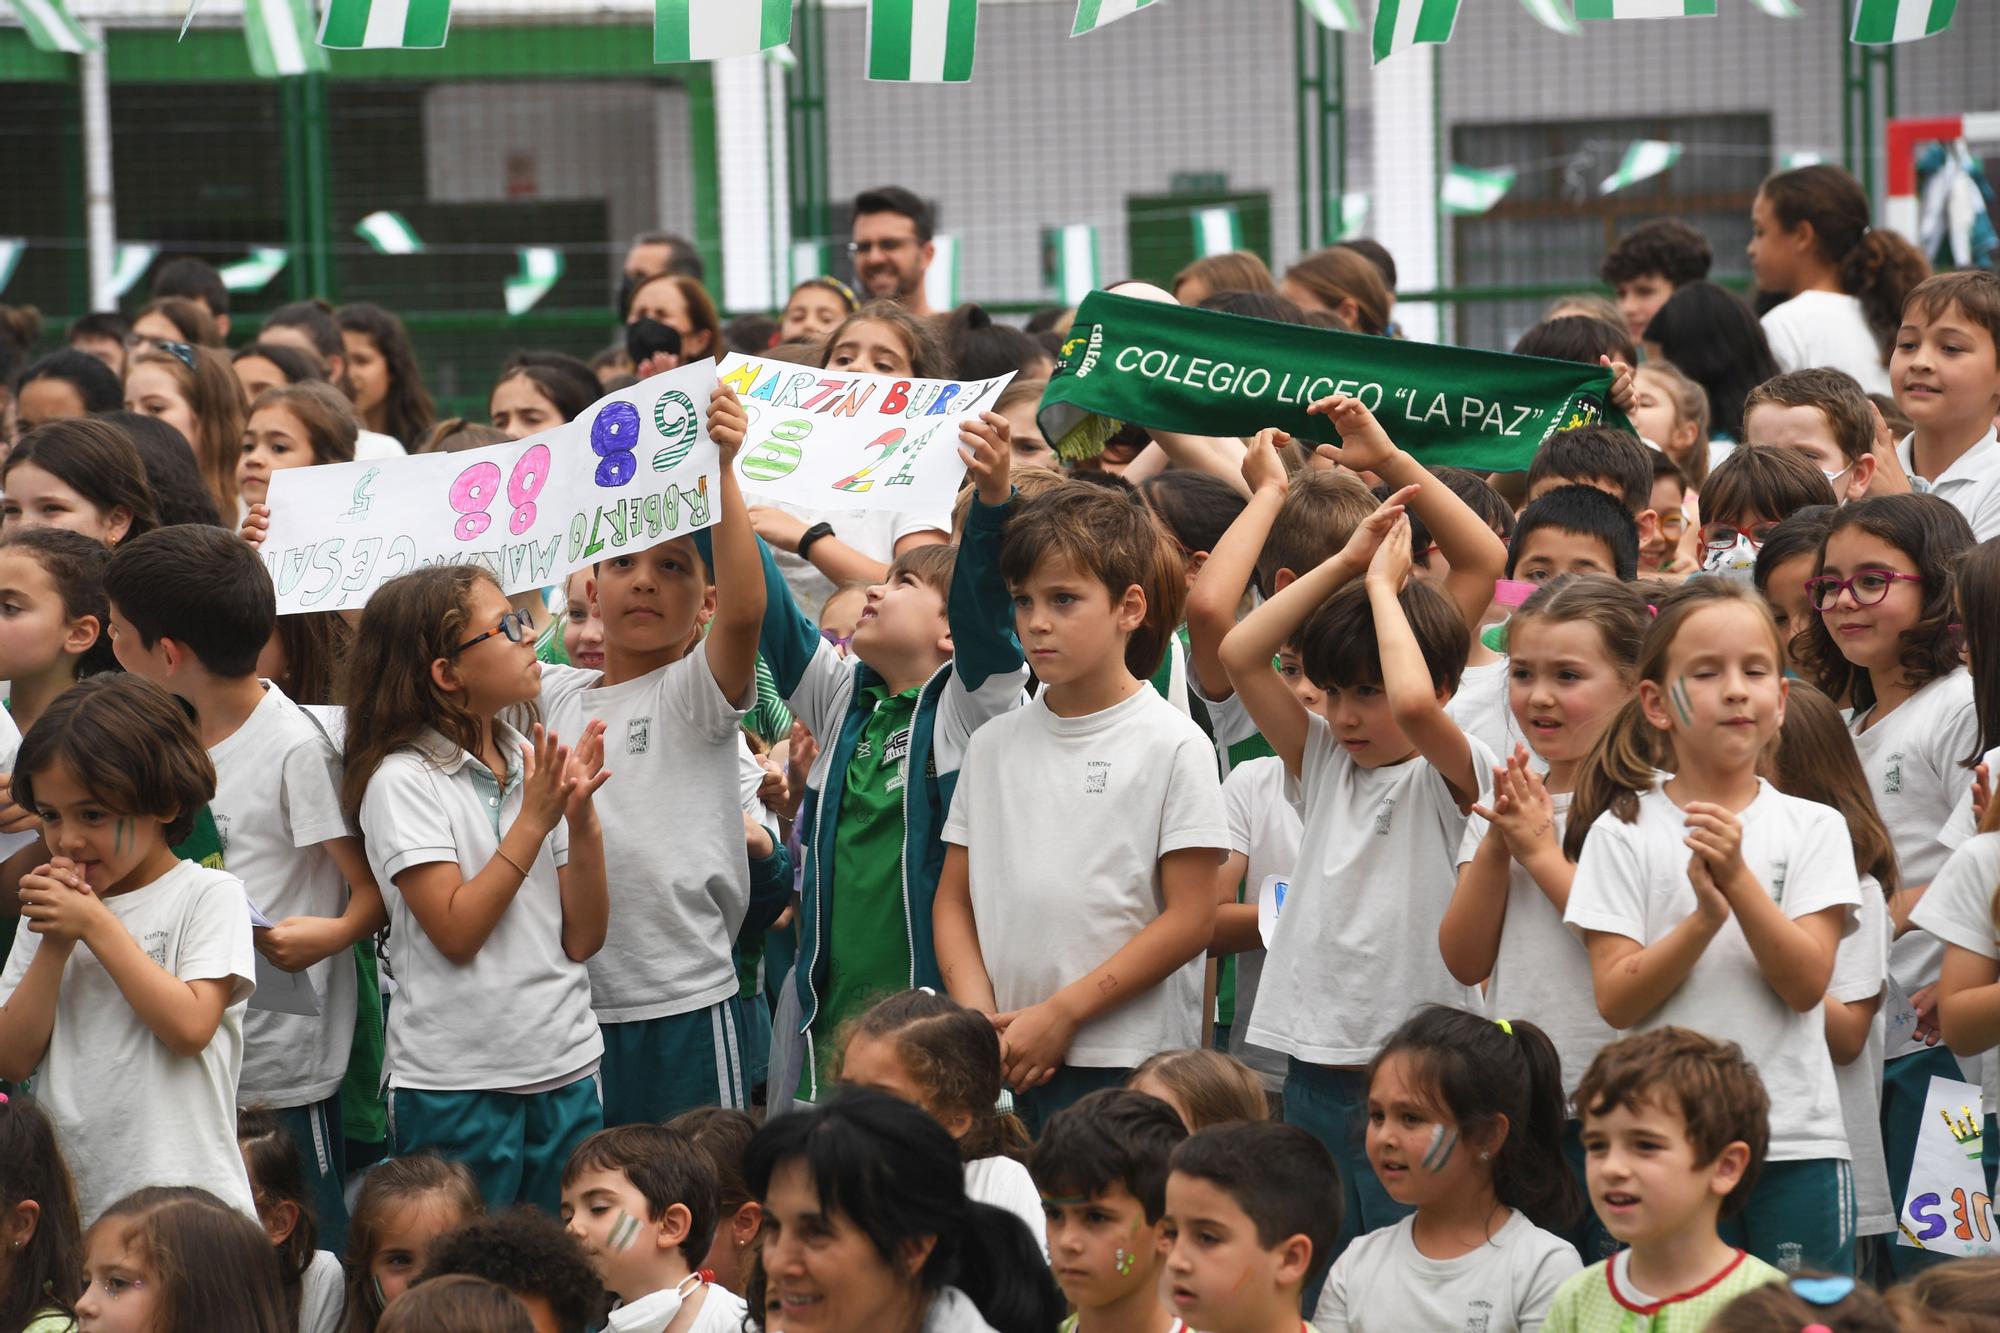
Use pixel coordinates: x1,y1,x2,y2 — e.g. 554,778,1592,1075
2,165,2000,1333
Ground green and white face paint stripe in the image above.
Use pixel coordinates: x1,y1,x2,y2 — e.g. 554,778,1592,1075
923,234,960,311
1575,0,1714,17
1599,140,1682,195
1370,0,1461,65
109,243,161,301
865,0,978,83
218,247,291,293
1441,165,1516,216
8,0,95,53
653,0,791,63
1071,0,1163,37
1850,0,1956,44
1420,1125,1459,1172
1298,0,1358,31
1192,206,1243,259
318,0,452,50
356,210,425,256
607,1209,643,1253
0,238,23,297
244,0,328,78
505,248,565,316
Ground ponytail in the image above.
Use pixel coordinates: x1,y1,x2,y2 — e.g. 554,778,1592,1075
1563,698,1662,862
1761,164,1930,363
1489,1018,1581,1234
1841,228,1931,364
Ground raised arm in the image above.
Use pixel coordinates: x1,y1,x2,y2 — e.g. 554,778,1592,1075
1186,430,1289,703
1365,515,1478,803
947,413,1026,695
701,383,769,705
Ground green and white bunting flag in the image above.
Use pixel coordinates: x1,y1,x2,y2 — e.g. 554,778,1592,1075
244,0,328,77
1335,192,1371,240
218,247,290,292
1517,0,1580,35
1576,0,1714,17
505,248,564,316
108,243,160,300
0,239,23,295
7,0,96,54
356,210,424,255
789,239,831,284
1299,0,1358,30
1600,140,1681,193
180,0,202,41
1192,206,1243,258
654,0,790,63
1441,164,1516,215
319,0,451,50
1072,0,1162,36
1049,224,1099,306
923,234,960,310
1851,0,1955,44
1780,150,1824,169
1372,0,1460,65
1748,0,1800,16
866,0,976,83
765,42,798,69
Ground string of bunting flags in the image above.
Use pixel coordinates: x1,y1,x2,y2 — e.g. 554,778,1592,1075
0,1,1970,77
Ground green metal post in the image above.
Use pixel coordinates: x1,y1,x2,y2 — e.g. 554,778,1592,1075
787,0,830,256
687,63,725,300
280,72,335,299
1839,0,1894,201
1292,12,1346,252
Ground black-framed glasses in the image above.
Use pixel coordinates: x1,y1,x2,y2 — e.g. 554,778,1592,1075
454,609,534,655
1700,520,1781,553
1804,569,1924,611
846,238,912,256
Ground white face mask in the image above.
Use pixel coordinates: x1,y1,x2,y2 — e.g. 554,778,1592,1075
1702,533,1761,582
608,1272,704,1332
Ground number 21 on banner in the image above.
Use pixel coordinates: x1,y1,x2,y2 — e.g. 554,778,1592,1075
450,444,551,540
833,428,906,493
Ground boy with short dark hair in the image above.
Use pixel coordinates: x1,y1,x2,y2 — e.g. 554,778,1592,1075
1544,1028,1784,1332
1162,1121,1342,1333
420,1207,607,1333
1743,367,1879,503
1890,270,2000,540
1600,219,1714,341
1526,424,1659,552
1507,485,1642,584
559,1124,747,1333
103,524,383,1244
1030,1088,1192,1333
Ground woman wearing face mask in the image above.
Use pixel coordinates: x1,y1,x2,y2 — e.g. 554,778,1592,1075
745,1089,1062,1333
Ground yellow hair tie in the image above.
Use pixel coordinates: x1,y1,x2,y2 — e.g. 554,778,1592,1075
1494,1019,1514,1036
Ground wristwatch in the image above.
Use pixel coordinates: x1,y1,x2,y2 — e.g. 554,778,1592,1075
796,521,836,561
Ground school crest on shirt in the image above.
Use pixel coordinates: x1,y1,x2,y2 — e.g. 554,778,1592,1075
1084,760,1111,794
884,729,912,793
1776,1240,1803,1271
1461,1303,1492,1333
1770,858,1788,906
625,717,652,755
1373,796,1396,835
1883,752,1904,795
143,929,170,967
211,811,232,853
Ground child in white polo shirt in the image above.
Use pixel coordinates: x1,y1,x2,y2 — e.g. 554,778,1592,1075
1890,272,2000,541
343,563,610,1213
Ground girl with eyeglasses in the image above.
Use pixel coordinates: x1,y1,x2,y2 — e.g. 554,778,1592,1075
1793,493,1978,1279
337,565,613,1211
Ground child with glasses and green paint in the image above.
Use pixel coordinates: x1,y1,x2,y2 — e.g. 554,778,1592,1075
338,561,611,1213
1793,492,1981,1279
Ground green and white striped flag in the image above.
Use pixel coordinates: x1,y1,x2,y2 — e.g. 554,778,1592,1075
1371,0,1460,65
1049,225,1098,306
505,248,564,316
218,247,290,293
654,0,790,63
319,0,451,50
1334,192,1370,240
1517,0,1579,35
1748,0,1800,15
866,0,977,83
7,0,96,54
1851,0,1955,44
356,210,424,255
0,239,23,296
1576,0,1714,17
244,0,328,77
1441,164,1516,215
789,239,831,285
108,243,160,300
923,234,960,311
765,42,798,69
1600,140,1681,193
1299,0,1358,29
1192,206,1243,257
1072,0,1161,36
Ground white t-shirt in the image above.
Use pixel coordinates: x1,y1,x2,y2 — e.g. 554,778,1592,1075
1221,756,1298,1090
1761,291,1891,395
541,657,752,1022
606,1280,749,1333
770,503,948,613
1565,781,1859,1161
1829,878,1893,1236
1313,1209,1581,1333
1456,794,1613,1103
0,859,258,1224
1247,715,1493,1066
1849,669,1980,1044
358,723,601,1091
1188,675,1268,777
964,1155,1048,1258
1899,427,2000,543
0,704,33,863
210,684,357,1107
1910,833,2000,1118
354,428,407,460
1941,743,1998,853
300,1248,344,1333
942,687,1227,1067
1444,656,1521,763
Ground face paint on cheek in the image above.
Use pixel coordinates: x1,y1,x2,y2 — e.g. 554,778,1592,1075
1114,1248,1135,1276
113,816,129,856
608,1210,642,1252
1420,1125,1459,1173
1669,677,1694,730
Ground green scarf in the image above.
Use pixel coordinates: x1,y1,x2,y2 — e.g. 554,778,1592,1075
1039,290,1630,470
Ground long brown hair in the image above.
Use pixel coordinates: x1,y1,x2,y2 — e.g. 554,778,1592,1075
237,1107,317,1329
92,1187,289,1333
1282,246,1392,335
1956,537,2000,769
1565,579,1784,860
337,302,437,448
337,565,496,819
1768,683,1900,894
132,345,244,519
819,299,952,379
1884,1256,2000,1333
341,1156,484,1333
1759,164,1931,362
1129,1049,1269,1129
842,989,1032,1162
248,382,359,465
0,1094,83,1331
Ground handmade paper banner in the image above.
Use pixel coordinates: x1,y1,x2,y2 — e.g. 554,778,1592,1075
262,360,720,614
1898,1075,1995,1255
1038,289,1628,471
717,353,1014,519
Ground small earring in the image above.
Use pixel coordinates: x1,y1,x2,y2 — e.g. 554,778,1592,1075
1478,1151,1490,1162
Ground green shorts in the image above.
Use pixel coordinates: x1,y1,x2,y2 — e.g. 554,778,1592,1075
1719,1157,1856,1275
599,998,752,1127
389,1077,602,1214
270,1094,348,1253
